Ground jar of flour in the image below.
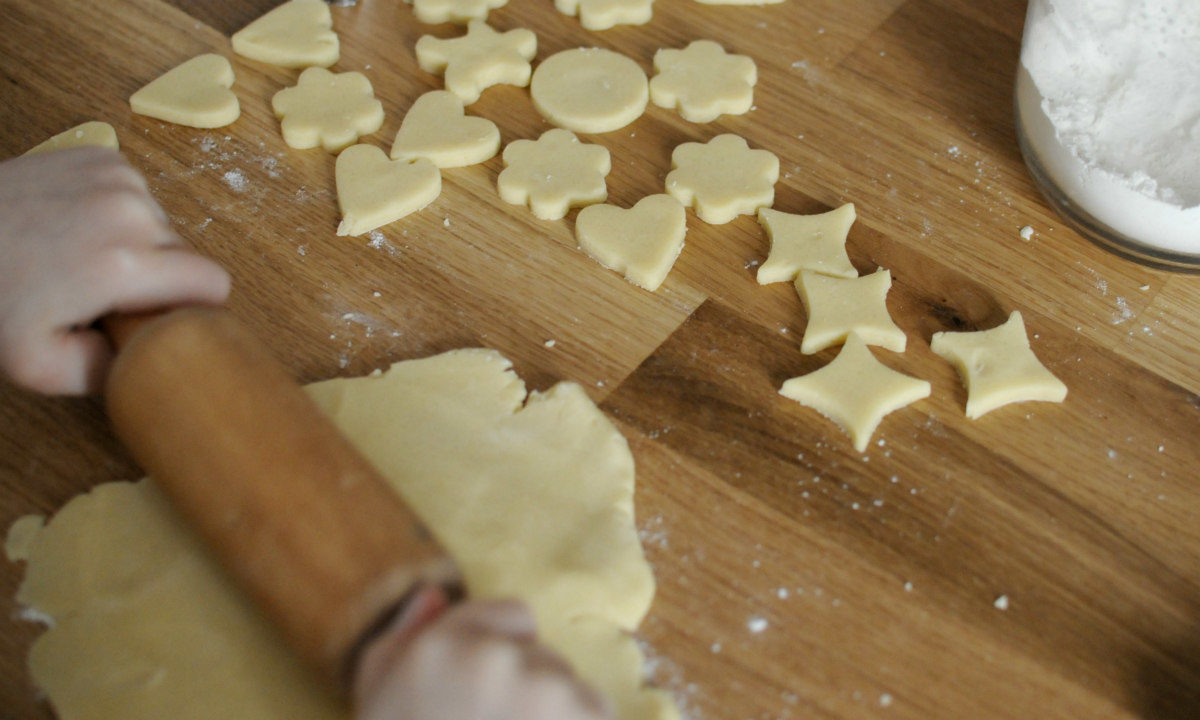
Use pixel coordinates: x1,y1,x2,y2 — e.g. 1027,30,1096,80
1015,0,1200,270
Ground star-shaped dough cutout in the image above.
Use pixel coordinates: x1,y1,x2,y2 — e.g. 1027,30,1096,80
25,122,118,155
415,20,537,105
779,333,931,452
757,204,857,284
413,0,508,25
575,194,687,291
931,311,1068,419
272,67,384,152
336,144,442,236
497,129,610,220
650,40,756,123
665,134,778,224
795,269,906,354
231,0,339,69
130,54,240,129
554,0,654,31
391,90,500,168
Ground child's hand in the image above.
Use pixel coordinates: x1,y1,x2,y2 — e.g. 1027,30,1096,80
356,599,612,720
0,147,230,395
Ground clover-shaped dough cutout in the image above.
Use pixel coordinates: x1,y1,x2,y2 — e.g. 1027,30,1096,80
795,268,906,354
931,311,1068,419
757,204,856,284
272,67,384,152
650,40,756,123
413,0,508,24
415,20,537,105
25,122,118,155
231,0,339,69
498,129,610,220
531,48,648,133
391,90,500,168
130,54,240,129
554,0,653,31
665,134,778,224
336,144,441,237
780,333,930,452
576,194,686,291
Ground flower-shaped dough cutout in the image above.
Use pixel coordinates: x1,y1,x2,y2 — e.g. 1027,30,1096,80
413,0,508,24
665,134,778,224
336,144,441,236
530,48,648,134
931,311,1068,419
554,0,653,31
757,204,857,284
415,20,537,105
497,129,610,220
25,122,118,155
575,194,686,291
779,333,931,452
795,268,906,354
130,54,240,129
231,0,339,69
650,40,756,123
272,67,384,152
391,90,500,168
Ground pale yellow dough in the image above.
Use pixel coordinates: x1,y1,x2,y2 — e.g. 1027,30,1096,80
231,0,339,69
11,349,675,720
336,144,441,236
779,333,931,452
412,0,508,24
530,48,648,134
415,20,537,105
390,90,500,168
129,54,240,129
554,0,654,31
575,194,687,291
665,134,778,224
795,268,906,354
272,67,385,152
931,311,1068,419
757,204,857,283
650,40,756,123
497,129,611,220
24,122,118,155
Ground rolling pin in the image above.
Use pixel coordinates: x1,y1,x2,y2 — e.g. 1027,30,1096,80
103,306,459,691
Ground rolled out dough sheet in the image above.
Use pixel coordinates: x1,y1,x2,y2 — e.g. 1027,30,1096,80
11,349,676,720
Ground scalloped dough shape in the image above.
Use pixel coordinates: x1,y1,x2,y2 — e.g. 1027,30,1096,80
413,0,508,24
530,48,648,133
497,129,610,220
231,0,339,69
757,204,856,284
649,40,756,123
336,144,441,236
665,134,778,224
129,54,240,129
415,20,537,105
576,194,686,291
272,67,384,152
24,122,118,155
390,90,500,168
554,0,653,31
795,268,906,354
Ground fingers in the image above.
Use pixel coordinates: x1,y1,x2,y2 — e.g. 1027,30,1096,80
0,327,113,396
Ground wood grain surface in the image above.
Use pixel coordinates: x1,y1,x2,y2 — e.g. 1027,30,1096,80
2,1,1199,719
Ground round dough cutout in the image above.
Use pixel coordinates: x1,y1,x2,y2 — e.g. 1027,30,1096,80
531,48,648,134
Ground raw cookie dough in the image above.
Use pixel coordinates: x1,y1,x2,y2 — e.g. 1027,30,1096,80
231,0,339,69
415,20,538,105
554,0,654,31
931,310,1068,419
272,67,385,152
779,333,931,452
336,144,441,236
649,40,756,123
24,122,118,155
11,349,676,720
4,514,43,562
129,54,240,129
665,134,778,224
575,194,687,291
757,204,857,283
412,0,508,24
391,90,500,168
530,48,648,134
497,129,610,220
795,268,906,354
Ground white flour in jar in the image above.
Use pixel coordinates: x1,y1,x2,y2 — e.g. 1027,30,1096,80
1017,0,1200,254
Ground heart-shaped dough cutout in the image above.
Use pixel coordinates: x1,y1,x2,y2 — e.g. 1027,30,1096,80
390,90,500,169
130,54,240,129
232,0,339,69
24,121,119,155
575,194,686,291
336,144,442,236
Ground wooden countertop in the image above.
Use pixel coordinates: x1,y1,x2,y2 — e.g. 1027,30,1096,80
2,0,1199,718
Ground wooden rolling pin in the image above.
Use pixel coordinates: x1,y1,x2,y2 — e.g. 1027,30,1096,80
103,307,459,690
